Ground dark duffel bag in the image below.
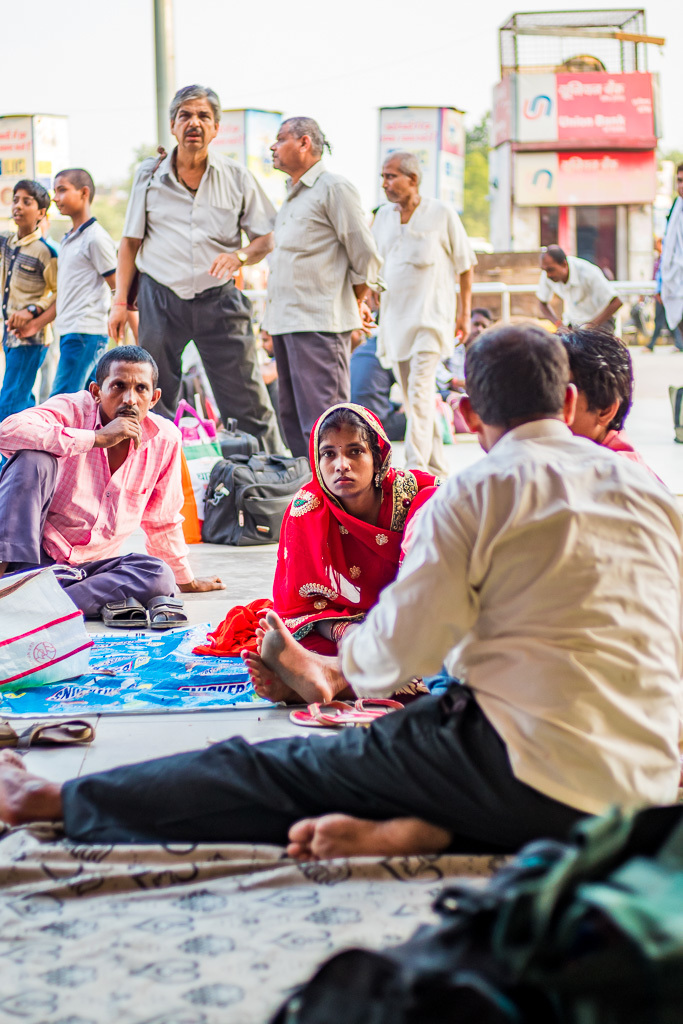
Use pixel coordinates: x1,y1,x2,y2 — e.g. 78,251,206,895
272,803,683,1024
202,453,311,546
216,417,260,459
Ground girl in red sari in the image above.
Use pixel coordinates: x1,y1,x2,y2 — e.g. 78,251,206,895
273,402,439,658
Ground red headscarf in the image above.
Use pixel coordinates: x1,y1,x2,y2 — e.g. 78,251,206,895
273,403,439,649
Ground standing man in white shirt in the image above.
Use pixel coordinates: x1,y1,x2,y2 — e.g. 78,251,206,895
4,325,681,860
109,85,282,453
265,118,381,458
537,245,622,332
656,163,683,344
373,152,476,477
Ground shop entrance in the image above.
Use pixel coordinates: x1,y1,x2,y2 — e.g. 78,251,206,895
576,206,617,279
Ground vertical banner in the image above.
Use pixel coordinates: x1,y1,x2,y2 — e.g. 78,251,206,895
212,110,246,164
378,107,465,212
379,107,440,201
32,116,69,191
0,116,34,218
245,110,286,207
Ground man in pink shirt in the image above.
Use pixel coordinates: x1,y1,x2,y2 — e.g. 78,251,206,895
560,328,653,474
0,346,224,625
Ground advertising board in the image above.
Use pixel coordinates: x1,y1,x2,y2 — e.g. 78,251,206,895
513,72,655,146
514,149,656,206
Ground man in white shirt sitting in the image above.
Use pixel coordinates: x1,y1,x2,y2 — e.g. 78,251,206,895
1,325,681,862
537,245,622,332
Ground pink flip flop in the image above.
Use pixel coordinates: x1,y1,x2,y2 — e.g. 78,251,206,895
289,699,403,729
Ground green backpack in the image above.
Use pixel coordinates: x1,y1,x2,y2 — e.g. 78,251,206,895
273,804,683,1024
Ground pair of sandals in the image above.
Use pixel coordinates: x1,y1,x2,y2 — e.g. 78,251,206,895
290,698,403,728
101,596,188,631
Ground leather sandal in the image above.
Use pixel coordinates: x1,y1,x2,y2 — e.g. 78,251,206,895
147,596,188,631
101,597,150,628
0,718,96,751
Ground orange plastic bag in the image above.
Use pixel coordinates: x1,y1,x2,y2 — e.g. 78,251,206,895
180,450,202,544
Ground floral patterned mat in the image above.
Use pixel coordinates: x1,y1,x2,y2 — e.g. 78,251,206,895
0,826,506,1023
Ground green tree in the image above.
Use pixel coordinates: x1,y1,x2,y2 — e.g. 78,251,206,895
462,113,490,240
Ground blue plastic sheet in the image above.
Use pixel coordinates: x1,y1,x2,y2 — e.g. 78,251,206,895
0,625,272,718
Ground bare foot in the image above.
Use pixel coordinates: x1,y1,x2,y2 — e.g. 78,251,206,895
0,753,63,826
240,649,301,705
259,611,347,705
287,814,452,861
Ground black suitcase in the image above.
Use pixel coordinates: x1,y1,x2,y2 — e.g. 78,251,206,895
202,453,311,546
216,417,260,459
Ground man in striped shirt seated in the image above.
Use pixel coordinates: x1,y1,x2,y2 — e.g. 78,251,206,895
0,346,224,627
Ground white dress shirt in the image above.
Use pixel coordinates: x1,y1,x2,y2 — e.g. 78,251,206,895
372,198,476,362
264,161,382,335
123,149,276,300
342,420,683,816
536,255,618,327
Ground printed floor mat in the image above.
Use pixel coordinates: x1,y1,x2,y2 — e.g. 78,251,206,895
0,826,506,1024
0,626,269,718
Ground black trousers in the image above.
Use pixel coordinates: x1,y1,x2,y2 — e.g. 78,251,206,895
271,331,352,458
61,687,585,852
138,274,282,453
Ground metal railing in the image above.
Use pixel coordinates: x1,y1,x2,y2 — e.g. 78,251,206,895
245,281,657,326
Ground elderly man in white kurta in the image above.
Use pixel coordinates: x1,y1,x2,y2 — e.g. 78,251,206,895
372,152,476,476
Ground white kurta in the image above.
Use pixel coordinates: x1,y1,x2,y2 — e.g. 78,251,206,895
661,198,683,332
372,198,476,362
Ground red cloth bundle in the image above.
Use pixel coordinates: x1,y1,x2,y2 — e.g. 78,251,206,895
193,599,274,657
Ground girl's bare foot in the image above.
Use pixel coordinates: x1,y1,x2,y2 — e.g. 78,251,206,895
240,649,301,704
259,611,347,705
287,814,452,861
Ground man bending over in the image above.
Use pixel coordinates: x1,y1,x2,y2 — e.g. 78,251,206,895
0,326,681,862
0,346,223,626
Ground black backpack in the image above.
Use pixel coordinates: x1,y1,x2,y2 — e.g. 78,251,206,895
272,804,683,1024
201,453,311,546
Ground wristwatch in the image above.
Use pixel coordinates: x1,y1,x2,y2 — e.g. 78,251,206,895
235,251,248,264
26,304,40,317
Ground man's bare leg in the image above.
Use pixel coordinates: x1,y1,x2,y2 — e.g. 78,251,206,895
287,814,452,861
259,611,350,705
0,561,7,579
0,750,63,826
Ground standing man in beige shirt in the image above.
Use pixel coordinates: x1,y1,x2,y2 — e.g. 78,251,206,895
264,118,381,457
109,85,282,453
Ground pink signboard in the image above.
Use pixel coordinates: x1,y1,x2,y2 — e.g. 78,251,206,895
557,149,656,203
556,73,654,142
492,78,513,146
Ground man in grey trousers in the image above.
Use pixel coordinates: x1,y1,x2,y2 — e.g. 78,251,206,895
109,85,282,453
264,118,382,457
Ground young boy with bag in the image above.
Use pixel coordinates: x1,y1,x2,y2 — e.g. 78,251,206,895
0,180,57,420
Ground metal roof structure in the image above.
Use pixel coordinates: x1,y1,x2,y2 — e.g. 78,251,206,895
499,9,663,75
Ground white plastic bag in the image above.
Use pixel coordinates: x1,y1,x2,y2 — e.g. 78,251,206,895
0,568,93,689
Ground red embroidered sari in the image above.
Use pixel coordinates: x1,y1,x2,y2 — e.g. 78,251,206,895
273,403,439,654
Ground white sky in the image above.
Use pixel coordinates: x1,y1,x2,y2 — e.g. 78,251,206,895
2,0,681,209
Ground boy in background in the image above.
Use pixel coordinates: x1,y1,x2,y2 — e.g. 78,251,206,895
561,328,653,474
49,168,117,395
0,181,57,419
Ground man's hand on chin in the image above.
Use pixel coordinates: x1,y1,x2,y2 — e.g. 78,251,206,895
178,576,226,593
93,417,143,449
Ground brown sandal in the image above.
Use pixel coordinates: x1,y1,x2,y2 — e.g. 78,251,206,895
0,718,96,751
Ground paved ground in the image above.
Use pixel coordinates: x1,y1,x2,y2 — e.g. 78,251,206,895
18,344,683,790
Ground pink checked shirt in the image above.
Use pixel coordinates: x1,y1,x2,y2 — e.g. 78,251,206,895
0,392,193,584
